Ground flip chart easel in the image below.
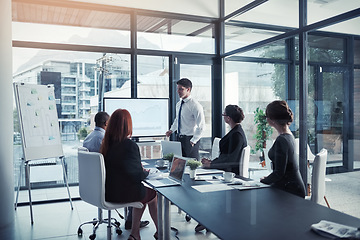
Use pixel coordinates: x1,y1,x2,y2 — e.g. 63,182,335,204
13,83,73,224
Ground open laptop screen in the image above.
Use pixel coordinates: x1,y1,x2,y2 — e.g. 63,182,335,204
161,141,182,157
169,156,187,182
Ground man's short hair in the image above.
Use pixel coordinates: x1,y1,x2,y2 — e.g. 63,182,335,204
94,111,109,127
177,78,192,89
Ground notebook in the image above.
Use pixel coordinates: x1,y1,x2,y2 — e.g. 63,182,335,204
146,155,188,188
161,141,182,157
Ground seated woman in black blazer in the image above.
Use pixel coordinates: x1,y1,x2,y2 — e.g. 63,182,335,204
202,104,248,175
260,100,306,198
100,109,158,240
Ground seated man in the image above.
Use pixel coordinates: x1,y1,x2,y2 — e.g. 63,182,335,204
83,111,149,229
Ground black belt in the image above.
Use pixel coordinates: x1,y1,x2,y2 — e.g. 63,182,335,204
178,135,193,138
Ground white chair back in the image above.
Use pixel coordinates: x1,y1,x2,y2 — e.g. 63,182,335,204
78,151,107,208
294,138,316,163
211,137,221,160
263,149,272,173
264,140,273,172
311,148,328,204
239,145,251,178
78,150,143,210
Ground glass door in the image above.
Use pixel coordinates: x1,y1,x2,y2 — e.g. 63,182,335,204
173,57,213,158
309,65,351,172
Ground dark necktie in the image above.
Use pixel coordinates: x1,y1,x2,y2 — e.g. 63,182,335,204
178,100,184,134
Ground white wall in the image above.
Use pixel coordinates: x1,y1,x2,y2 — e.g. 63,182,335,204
0,0,14,228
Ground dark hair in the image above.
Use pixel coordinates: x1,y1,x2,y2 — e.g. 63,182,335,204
265,100,293,126
94,111,109,127
225,105,245,123
100,109,132,156
177,78,192,89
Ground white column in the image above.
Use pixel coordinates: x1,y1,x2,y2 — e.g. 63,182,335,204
0,0,14,227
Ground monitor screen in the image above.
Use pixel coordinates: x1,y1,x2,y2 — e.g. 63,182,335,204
103,98,169,138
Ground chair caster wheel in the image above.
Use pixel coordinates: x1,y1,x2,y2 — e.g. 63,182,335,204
185,214,191,222
77,228,83,236
116,229,122,235
89,233,96,240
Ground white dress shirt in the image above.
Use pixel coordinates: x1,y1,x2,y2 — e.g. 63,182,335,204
169,96,205,144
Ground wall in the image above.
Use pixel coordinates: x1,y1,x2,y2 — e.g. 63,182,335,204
0,0,14,228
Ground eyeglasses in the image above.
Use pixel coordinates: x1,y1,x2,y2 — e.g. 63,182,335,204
222,113,228,117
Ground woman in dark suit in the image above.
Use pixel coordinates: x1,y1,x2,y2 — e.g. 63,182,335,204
100,109,158,240
260,100,306,198
196,105,247,232
202,104,247,175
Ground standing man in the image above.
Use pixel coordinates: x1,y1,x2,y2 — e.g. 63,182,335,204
83,111,149,230
166,78,205,160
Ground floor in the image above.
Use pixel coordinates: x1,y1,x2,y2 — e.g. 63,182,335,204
2,169,360,240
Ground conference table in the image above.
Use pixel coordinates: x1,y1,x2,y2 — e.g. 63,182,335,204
143,160,360,240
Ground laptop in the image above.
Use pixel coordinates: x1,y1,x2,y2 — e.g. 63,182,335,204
161,141,182,157
146,155,188,188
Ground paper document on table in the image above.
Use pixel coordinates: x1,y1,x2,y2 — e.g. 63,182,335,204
311,220,360,239
230,180,271,191
146,168,164,180
192,183,233,193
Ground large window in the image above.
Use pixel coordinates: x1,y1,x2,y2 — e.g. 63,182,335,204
225,23,285,54
137,15,215,54
231,40,286,59
12,48,131,202
12,21,130,48
224,61,286,153
137,55,169,98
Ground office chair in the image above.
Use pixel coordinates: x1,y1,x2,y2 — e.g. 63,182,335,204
263,140,274,173
239,145,251,178
77,150,143,240
211,137,221,160
294,138,316,163
309,148,331,208
263,149,272,173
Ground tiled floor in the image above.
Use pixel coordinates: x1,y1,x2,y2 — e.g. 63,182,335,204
2,169,360,240
4,199,219,240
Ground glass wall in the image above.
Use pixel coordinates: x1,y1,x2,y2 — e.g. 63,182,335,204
13,21,130,48
232,40,286,59
295,34,345,63
12,48,130,201
137,55,169,98
137,15,214,54
11,0,360,205
12,6,216,202
224,61,286,155
224,23,285,53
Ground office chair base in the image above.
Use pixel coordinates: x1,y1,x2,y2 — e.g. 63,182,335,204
77,218,122,239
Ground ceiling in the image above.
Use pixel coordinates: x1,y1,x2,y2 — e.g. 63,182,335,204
11,0,215,37
11,0,360,42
